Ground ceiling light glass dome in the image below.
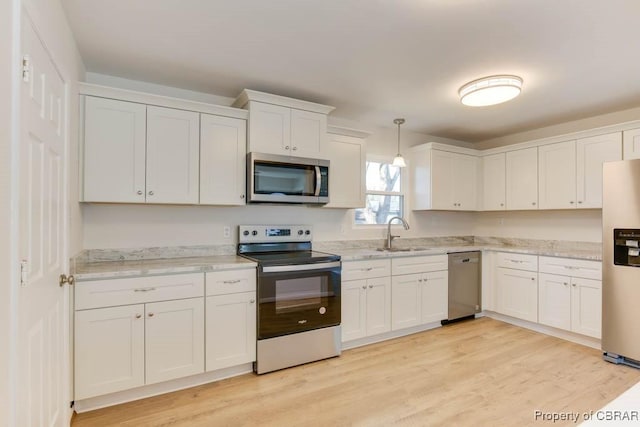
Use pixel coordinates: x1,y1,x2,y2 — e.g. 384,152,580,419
459,75,523,107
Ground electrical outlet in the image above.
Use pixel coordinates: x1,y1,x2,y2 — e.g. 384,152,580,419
223,226,231,238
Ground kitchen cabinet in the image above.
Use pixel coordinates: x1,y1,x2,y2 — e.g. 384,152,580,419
538,133,621,210
538,140,576,210
233,90,334,158
199,113,247,205
505,147,538,210
482,153,506,211
391,255,448,329
322,131,367,208
411,144,480,211
495,253,538,322
74,273,205,400
623,128,640,159
83,97,200,204
205,269,257,371
341,259,391,342
538,256,602,338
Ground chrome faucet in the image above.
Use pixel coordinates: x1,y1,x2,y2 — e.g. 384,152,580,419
385,216,410,250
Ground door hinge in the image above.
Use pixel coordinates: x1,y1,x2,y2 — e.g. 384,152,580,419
20,259,28,287
22,55,30,83
70,400,74,409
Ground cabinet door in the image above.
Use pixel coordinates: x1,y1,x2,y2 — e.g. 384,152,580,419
200,114,247,205
247,101,291,155
576,133,622,208
341,279,367,341
145,298,204,384
206,292,256,371
74,304,145,399
506,147,538,210
290,109,326,158
454,153,479,210
366,276,392,336
538,140,576,209
83,96,146,202
623,128,640,160
482,153,506,211
431,150,456,209
391,273,421,330
323,134,366,208
146,106,200,204
496,267,538,322
571,278,602,338
421,270,448,324
538,273,571,330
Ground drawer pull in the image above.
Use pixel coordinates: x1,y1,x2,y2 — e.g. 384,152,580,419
222,279,241,284
148,313,154,317
361,267,373,272
134,287,156,292
135,314,142,319
509,260,525,264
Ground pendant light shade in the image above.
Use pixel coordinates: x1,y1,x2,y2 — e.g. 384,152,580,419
392,118,406,168
459,75,523,107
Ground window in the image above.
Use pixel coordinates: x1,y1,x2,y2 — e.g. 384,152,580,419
354,159,404,225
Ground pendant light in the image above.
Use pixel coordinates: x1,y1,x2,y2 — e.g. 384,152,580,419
392,118,406,168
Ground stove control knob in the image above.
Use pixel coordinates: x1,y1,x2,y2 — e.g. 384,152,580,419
298,230,304,235
243,230,249,236
319,307,326,315
252,230,258,236
305,230,311,235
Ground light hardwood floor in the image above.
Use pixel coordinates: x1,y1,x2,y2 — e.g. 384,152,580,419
72,318,640,427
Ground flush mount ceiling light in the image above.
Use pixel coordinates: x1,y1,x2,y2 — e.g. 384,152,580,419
459,75,523,107
392,118,406,168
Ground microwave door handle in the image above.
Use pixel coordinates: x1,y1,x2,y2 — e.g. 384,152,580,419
314,166,321,196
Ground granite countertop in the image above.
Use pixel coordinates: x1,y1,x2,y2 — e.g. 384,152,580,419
72,236,602,281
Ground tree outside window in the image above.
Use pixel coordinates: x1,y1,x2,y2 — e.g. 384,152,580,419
355,160,404,225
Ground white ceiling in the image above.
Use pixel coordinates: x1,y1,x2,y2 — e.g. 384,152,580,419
61,0,640,142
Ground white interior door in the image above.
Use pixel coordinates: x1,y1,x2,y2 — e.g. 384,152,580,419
18,15,69,427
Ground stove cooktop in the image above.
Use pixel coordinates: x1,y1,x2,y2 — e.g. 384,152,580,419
240,250,340,266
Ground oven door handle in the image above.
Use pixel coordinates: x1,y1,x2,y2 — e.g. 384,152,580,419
314,166,321,197
262,261,341,273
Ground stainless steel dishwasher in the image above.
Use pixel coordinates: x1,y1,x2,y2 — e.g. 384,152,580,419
444,251,481,324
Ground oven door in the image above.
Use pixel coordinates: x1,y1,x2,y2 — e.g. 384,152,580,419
257,261,340,340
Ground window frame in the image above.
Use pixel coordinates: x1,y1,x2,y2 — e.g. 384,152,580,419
354,155,407,227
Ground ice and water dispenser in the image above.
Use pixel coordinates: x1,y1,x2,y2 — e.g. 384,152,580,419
613,229,640,267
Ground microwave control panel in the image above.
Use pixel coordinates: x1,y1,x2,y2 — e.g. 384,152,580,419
239,225,313,243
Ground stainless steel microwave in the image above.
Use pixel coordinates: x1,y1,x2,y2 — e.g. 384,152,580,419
247,152,329,204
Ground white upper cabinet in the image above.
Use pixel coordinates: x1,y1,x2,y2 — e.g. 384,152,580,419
233,89,334,158
411,144,479,211
482,153,506,211
538,140,576,210
146,106,200,204
506,147,538,210
576,132,622,208
623,128,640,159
200,114,247,205
83,96,146,203
322,130,367,208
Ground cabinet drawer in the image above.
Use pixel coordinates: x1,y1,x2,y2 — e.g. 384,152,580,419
342,259,391,281
75,273,205,310
206,268,256,296
392,254,448,275
497,252,538,272
538,256,602,280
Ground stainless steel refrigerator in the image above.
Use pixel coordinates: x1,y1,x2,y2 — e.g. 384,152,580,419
602,159,640,368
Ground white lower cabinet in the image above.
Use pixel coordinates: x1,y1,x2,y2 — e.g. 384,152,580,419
205,269,257,371
341,259,392,342
496,267,538,322
75,273,206,400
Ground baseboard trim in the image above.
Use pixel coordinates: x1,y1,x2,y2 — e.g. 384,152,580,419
74,363,253,413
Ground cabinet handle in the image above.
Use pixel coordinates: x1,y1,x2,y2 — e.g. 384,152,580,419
570,201,575,204
285,146,290,150
148,313,154,317
135,314,142,319
137,190,143,195
240,194,245,199
532,202,536,206
500,203,504,207
578,201,583,204
292,146,297,151
250,299,255,304
368,285,373,289
134,287,156,292
564,282,568,286
530,277,535,281
148,191,154,196
572,283,577,287
362,267,373,272
418,279,422,282
223,279,241,284
362,285,367,290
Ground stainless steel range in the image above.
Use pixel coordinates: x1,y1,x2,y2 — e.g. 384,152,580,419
238,225,341,374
